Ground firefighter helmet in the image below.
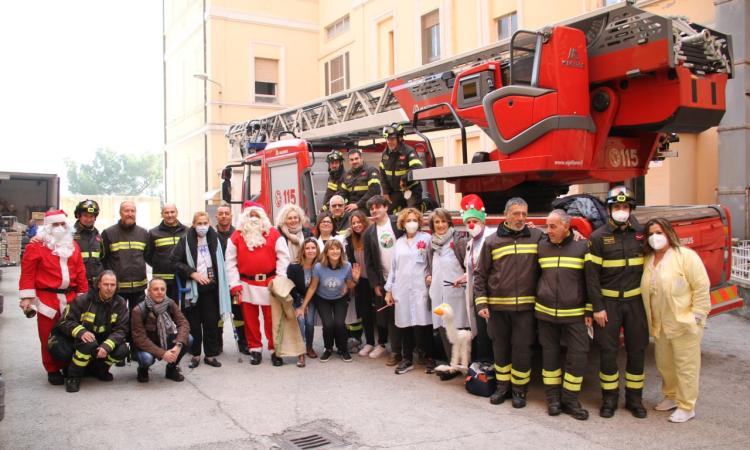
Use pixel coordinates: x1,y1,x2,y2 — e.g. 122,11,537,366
74,199,100,218
382,123,405,139
606,186,636,209
326,150,344,164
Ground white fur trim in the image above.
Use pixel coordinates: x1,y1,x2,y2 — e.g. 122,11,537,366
57,293,68,315
59,257,70,290
34,298,58,319
19,289,36,299
239,283,271,306
44,213,67,225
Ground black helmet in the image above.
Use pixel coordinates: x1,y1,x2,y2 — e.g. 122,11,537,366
326,150,344,164
606,186,636,209
74,199,100,218
382,123,405,139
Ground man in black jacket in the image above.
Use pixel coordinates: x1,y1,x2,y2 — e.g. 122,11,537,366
145,204,187,301
362,195,403,364
214,203,246,353
57,270,130,392
73,199,104,286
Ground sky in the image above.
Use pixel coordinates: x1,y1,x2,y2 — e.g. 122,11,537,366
0,1,163,192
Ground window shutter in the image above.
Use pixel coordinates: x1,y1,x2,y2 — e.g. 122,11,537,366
325,62,330,96
255,58,278,83
344,52,350,90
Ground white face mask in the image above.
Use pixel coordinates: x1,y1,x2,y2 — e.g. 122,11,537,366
196,225,210,237
51,226,67,238
405,222,419,234
648,233,668,250
611,210,630,224
468,224,483,238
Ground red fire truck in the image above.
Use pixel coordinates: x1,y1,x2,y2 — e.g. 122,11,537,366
220,2,741,316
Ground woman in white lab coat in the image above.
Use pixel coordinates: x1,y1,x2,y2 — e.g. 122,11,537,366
385,207,435,375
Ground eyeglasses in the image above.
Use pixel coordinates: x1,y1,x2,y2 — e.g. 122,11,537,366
331,204,344,208
321,220,333,225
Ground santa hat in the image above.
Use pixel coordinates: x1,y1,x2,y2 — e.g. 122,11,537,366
460,194,486,223
242,200,267,217
44,209,68,226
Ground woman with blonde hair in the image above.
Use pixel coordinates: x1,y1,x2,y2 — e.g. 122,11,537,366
385,207,435,374
297,239,361,362
275,203,311,264
640,217,710,423
287,237,321,363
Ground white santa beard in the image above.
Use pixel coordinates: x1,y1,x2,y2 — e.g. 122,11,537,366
241,219,267,250
38,225,75,258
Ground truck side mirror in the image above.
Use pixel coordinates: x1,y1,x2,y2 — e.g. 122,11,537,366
221,167,232,203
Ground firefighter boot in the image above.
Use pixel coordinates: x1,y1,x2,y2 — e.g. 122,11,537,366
489,382,511,405
512,386,528,409
546,387,562,416
165,363,185,382
625,388,648,419
65,377,81,393
137,367,149,383
599,390,619,418
562,388,589,420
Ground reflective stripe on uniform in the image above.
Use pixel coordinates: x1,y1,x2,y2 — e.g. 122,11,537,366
110,313,118,323
109,241,146,252
352,186,369,191
542,368,562,385
563,372,583,392
153,273,175,280
382,169,408,176
326,182,338,190
585,253,603,265
72,350,91,367
538,256,585,269
625,372,645,389
491,243,538,261
486,296,536,305
80,251,101,258
475,297,488,306
511,368,531,385
601,287,641,298
408,159,422,167
599,371,619,390
118,279,148,289
81,312,96,323
494,363,511,381
72,325,86,337
368,178,381,186
535,303,585,317
102,339,116,351
601,257,644,268
154,237,180,247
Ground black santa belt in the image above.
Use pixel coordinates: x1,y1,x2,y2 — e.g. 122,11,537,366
240,271,276,283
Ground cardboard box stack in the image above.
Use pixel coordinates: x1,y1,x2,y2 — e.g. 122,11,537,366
3,231,21,265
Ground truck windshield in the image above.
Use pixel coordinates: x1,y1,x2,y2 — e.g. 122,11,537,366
510,30,541,86
244,161,262,201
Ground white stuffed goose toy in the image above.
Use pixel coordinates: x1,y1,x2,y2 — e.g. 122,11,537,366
433,303,472,376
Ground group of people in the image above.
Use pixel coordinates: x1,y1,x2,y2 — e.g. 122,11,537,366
18,182,709,424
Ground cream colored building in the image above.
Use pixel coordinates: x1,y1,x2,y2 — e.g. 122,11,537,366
163,0,723,217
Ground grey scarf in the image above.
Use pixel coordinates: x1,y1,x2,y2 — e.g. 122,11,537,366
144,295,178,349
281,225,304,262
431,227,454,251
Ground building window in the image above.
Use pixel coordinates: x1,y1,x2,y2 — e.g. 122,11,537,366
601,0,620,6
325,15,350,40
325,52,350,95
254,58,278,104
496,12,518,41
421,10,440,64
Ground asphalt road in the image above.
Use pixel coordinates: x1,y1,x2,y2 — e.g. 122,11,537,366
1,265,748,449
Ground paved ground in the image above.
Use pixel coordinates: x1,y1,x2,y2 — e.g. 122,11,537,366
1,265,748,449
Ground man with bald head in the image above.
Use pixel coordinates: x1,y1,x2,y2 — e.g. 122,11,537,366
145,203,187,300
102,201,150,310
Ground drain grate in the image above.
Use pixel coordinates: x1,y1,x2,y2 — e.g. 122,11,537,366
276,428,348,450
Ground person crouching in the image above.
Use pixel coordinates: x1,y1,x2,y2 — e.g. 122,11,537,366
131,278,192,383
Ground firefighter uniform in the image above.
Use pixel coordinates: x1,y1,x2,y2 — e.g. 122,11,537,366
341,164,382,212
217,225,248,353
585,216,649,418
321,150,346,213
101,221,150,308
536,232,591,419
57,289,130,388
474,223,543,407
73,220,104,286
379,142,423,212
145,221,187,301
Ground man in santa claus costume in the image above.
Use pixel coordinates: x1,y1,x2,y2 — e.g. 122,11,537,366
225,201,290,366
18,210,89,385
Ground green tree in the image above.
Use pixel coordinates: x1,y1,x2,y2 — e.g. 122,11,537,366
65,148,163,196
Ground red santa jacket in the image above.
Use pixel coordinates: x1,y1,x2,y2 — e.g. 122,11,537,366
228,227,281,292
19,241,88,319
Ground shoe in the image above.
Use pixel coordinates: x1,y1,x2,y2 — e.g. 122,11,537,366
490,385,511,405
189,356,200,369
358,344,374,357
204,357,222,368
341,352,353,362
424,358,437,374
599,392,618,418
548,402,562,416
438,370,460,381
395,359,414,374
306,347,318,359
65,377,80,393
249,351,262,365
47,371,65,386
297,356,306,368
368,345,387,359
165,364,184,382
137,367,149,383
320,349,333,362
96,370,114,382
512,389,527,409
386,353,402,366
625,401,648,419
562,402,590,420
271,353,284,367
115,360,126,367
654,398,678,411
239,347,251,356
669,408,695,423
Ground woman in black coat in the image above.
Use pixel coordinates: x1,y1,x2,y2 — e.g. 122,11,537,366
171,211,223,368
